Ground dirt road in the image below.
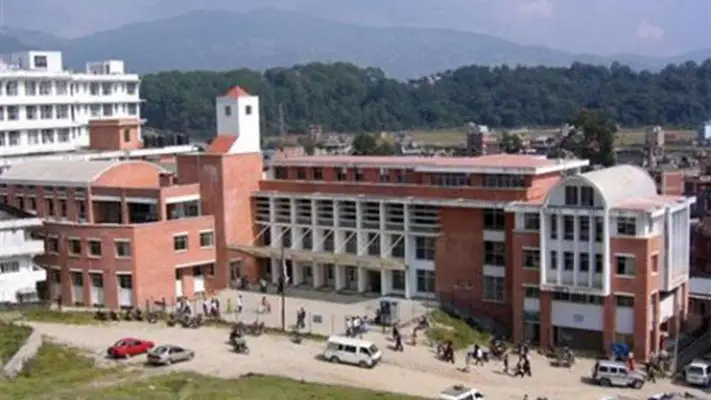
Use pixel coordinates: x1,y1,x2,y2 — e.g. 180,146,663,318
27,321,705,400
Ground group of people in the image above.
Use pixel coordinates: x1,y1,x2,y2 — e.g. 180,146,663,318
345,315,367,337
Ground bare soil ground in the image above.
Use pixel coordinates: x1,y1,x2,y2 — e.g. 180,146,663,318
26,321,707,400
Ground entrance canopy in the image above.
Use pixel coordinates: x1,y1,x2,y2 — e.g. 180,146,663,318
228,244,406,271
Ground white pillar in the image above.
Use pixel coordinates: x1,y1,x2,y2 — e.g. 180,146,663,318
292,261,303,285
313,263,324,288
334,265,345,291
381,269,390,296
357,266,367,292
270,258,279,283
404,269,413,299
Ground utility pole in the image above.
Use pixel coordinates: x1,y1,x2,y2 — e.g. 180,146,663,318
279,244,286,331
278,103,286,137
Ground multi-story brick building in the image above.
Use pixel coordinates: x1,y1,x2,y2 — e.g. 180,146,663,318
5,87,694,360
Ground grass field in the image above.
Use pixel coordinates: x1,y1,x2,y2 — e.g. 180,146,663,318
0,322,32,363
425,310,490,349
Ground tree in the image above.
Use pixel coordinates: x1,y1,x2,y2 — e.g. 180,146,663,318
351,133,379,155
499,132,523,154
563,109,618,166
140,60,711,137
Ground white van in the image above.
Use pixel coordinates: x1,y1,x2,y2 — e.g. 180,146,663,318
684,360,711,387
322,336,382,368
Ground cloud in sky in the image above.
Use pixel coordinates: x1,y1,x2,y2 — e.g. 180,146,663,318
635,19,664,40
516,0,554,19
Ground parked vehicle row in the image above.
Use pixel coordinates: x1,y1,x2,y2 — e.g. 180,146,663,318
106,337,194,366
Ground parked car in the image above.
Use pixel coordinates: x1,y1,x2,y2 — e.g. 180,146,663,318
146,344,195,366
322,336,381,368
591,360,646,389
683,360,711,387
107,338,154,358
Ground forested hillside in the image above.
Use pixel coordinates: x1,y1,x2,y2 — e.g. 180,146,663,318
140,60,711,137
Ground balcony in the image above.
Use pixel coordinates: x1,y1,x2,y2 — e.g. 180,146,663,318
0,239,44,258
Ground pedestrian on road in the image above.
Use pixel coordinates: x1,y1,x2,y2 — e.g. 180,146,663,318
523,359,532,377
502,352,509,374
473,345,484,366
236,294,244,314
394,332,404,352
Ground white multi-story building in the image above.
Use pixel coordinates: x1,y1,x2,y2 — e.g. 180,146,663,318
0,50,141,156
0,203,44,303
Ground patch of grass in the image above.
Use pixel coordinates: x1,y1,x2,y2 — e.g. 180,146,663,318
0,341,123,397
64,372,426,399
425,310,490,349
21,308,100,325
0,322,32,362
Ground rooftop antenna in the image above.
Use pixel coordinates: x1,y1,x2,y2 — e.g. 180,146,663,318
278,103,286,137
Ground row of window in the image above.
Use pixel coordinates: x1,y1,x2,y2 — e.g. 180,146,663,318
0,81,137,97
524,214,637,238
523,287,635,307
564,185,596,207
47,237,132,258
274,166,528,188
452,276,506,302
2,195,87,220
0,103,138,122
523,248,638,276
173,231,214,252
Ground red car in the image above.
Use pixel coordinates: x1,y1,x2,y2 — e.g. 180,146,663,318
107,338,154,358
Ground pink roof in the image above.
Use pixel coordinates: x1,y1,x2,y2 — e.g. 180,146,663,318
223,86,250,98
272,154,567,170
613,195,688,212
206,136,237,154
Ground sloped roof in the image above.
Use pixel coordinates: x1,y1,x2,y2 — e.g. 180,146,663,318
0,160,121,185
580,165,657,207
206,136,237,154
223,86,250,98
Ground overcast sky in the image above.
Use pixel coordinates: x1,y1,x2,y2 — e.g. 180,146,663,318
4,0,709,56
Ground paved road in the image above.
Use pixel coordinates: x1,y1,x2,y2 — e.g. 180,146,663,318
26,321,707,400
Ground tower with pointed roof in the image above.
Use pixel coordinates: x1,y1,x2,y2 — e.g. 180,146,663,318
215,85,261,154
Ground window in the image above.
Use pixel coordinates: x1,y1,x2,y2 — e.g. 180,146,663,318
523,248,540,269
594,217,604,242
27,130,39,145
273,167,287,179
8,131,19,146
615,295,634,307
118,274,133,289
0,261,20,274
101,82,112,95
68,238,81,255
414,236,436,260
550,215,558,239
484,241,505,266
483,208,505,230
40,105,53,119
224,105,231,116
564,186,578,205
57,129,70,143
563,215,574,240
595,254,603,273
296,168,306,180
550,250,558,270
245,105,252,115
482,174,525,188
173,234,189,251
354,168,364,181
200,231,214,248
127,104,137,115
483,276,505,302
115,240,131,258
126,83,137,95
416,270,435,293
524,286,540,298
59,199,67,217
378,169,389,183
579,217,590,241
25,81,37,95
312,168,323,180
56,105,69,119
617,217,636,236
26,105,37,120
56,81,67,95
615,255,636,276
33,55,48,68
123,129,131,143
88,239,102,257
336,168,346,181
5,81,18,96
47,237,59,253
392,271,405,290
45,198,55,216
579,253,590,272
102,104,113,117
580,186,594,206
563,251,574,270
41,129,54,144
523,213,539,230
39,81,51,95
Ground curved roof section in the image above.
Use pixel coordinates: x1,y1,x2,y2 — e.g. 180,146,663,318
0,160,168,186
579,165,657,207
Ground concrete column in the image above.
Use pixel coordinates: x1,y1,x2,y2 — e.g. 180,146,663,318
381,269,390,296
651,292,660,354
603,295,616,356
539,291,552,349
334,265,345,291
404,268,413,299
292,261,303,285
270,258,279,283
357,267,367,293
313,263,324,288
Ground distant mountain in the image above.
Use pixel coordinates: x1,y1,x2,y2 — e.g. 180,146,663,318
1,8,709,78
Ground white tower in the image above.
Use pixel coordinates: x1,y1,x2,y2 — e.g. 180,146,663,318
215,86,261,154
